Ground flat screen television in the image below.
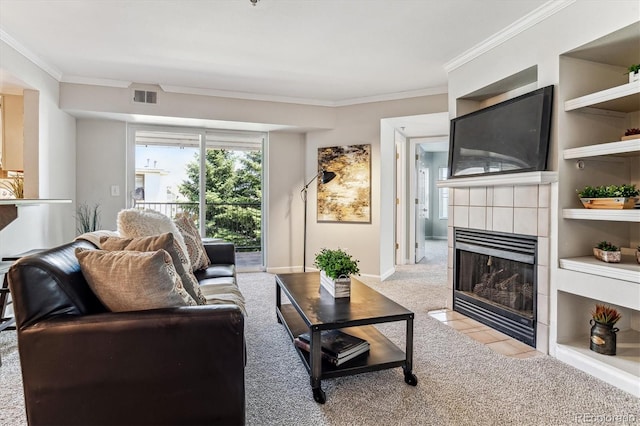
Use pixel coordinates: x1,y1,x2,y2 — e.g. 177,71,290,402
447,85,553,178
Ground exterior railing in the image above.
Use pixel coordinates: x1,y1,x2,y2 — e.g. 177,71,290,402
133,201,261,252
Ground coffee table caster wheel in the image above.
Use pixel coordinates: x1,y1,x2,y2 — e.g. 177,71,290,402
404,372,418,386
313,387,326,404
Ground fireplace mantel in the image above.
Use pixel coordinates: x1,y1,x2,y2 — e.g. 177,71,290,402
437,171,558,188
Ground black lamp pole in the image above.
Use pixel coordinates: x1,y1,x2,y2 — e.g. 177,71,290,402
301,170,336,272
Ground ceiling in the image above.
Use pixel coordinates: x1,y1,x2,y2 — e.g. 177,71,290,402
0,0,551,106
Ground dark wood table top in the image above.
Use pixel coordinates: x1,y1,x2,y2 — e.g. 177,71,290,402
276,272,413,330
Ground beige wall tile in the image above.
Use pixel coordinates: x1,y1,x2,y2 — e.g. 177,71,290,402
485,206,493,231
469,187,487,206
448,247,454,269
537,207,549,237
538,237,549,267
453,206,469,228
513,207,538,236
493,207,513,233
538,294,549,325
454,187,470,206
538,184,550,208
493,186,514,207
536,323,549,354
537,265,549,296
486,187,494,206
469,206,486,230
448,226,454,248
514,185,539,208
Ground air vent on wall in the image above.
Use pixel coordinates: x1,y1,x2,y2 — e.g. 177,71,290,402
133,90,157,104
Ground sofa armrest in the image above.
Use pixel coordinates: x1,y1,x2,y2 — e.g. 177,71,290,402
18,305,245,426
204,241,236,265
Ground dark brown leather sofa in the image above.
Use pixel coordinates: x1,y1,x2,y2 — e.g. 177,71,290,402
7,239,245,426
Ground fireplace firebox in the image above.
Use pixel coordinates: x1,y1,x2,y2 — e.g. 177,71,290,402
453,228,537,347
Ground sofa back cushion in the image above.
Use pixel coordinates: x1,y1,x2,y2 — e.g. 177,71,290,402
7,240,107,329
76,248,197,311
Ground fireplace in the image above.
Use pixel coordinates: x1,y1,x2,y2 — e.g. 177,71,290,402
453,228,537,347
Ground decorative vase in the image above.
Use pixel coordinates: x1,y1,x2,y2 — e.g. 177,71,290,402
589,320,619,355
319,270,351,298
592,248,621,263
630,71,639,83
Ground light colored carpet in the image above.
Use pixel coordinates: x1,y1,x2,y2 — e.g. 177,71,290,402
1,266,639,425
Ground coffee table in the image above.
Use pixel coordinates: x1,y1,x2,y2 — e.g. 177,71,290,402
275,272,417,403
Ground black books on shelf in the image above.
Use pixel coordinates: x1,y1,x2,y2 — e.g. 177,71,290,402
294,330,370,366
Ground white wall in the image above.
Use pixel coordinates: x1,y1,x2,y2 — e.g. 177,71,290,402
306,95,447,277
0,40,76,257
76,119,127,231
265,131,305,272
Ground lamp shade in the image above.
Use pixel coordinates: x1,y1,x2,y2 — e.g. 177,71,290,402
321,171,336,184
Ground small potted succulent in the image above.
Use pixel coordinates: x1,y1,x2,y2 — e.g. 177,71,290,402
590,304,621,355
577,184,639,209
622,128,640,141
593,241,621,263
628,64,640,83
314,248,360,298
636,244,640,265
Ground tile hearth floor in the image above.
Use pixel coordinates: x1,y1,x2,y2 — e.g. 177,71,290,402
428,309,543,359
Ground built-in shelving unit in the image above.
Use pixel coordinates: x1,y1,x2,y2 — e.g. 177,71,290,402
0,199,71,230
556,22,640,397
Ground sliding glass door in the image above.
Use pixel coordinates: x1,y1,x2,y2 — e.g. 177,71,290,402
130,126,265,270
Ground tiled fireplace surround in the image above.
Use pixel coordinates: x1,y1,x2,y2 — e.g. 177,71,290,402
446,183,551,354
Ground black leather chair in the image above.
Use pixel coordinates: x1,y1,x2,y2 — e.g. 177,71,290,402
8,239,245,426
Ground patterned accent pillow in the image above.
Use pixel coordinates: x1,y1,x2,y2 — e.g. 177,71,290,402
76,248,197,311
117,208,192,271
100,233,207,305
174,214,211,271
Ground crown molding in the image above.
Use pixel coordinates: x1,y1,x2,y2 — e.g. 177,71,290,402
444,0,576,73
333,86,448,107
0,28,63,81
161,84,447,107
61,75,132,88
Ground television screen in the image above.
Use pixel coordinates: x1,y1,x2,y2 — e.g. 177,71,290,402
448,85,553,178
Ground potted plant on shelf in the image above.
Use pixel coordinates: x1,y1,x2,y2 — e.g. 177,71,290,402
0,173,24,199
577,184,639,209
636,244,640,265
628,63,640,83
590,304,621,356
314,248,360,298
622,128,640,141
592,241,621,263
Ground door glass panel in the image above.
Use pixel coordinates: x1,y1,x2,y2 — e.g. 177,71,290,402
134,131,200,221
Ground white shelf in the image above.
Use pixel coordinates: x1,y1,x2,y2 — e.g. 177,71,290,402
559,255,640,284
562,209,640,222
436,171,558,188
556,329,640,397
564,80,640,113
0,199,72,205
563,139,640,159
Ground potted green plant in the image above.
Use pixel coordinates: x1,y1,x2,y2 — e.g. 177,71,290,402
593,241,621,263
628,64,640,83
590,304,621,355
76,202,101,234
0,173,24,199
314,248,360,298
577,184,639,209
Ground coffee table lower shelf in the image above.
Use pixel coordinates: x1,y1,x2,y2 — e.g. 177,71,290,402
277,303,411,380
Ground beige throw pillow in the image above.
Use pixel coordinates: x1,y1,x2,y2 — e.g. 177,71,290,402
117,208,192,270
100,233,207,305
174,214,211,271
76,248,197,312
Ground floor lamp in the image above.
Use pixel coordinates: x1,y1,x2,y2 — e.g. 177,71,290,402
301,169,336,272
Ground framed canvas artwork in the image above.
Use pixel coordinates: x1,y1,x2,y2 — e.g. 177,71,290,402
317,144,371,223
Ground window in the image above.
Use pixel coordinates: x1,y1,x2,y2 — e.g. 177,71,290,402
438,167,448,219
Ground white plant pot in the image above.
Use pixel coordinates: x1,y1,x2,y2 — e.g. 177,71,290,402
319,270,351,298
630,71,639,83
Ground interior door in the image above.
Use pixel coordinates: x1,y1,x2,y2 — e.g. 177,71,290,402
415,166,427,263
